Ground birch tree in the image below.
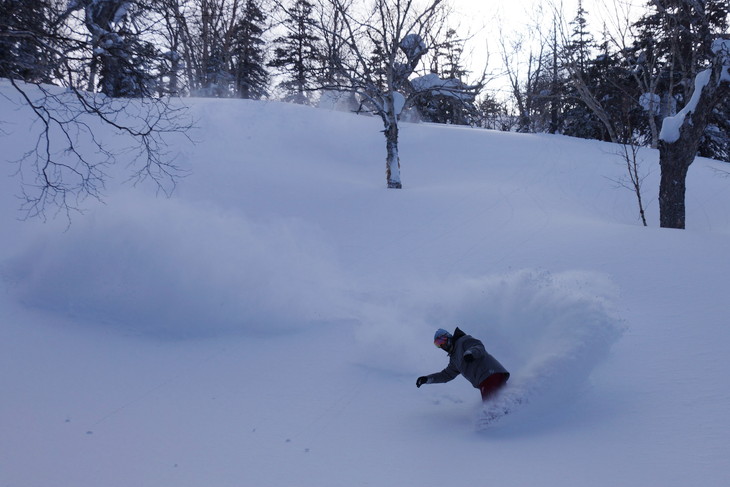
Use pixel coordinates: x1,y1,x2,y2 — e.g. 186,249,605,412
324,0,456,189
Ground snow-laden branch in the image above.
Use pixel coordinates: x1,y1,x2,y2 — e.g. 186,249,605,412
659,38,730,144
658,69,712,143
409,73,477,101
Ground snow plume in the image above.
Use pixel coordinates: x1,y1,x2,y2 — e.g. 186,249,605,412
353,269,624,416
4,193,346,338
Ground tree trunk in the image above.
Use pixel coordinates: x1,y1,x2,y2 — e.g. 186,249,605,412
385,118,402,188
657,58,728,229
658,145,692,229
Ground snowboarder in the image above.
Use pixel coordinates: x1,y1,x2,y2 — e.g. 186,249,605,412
417,327,510,401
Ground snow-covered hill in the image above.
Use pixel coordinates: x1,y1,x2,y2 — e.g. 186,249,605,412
1,82,729,486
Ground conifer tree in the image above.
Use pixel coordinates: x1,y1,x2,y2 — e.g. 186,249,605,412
561,1,604,140
68,0,158,97
233,0,269,99
567,0,592,73
0,0,58,83
269,0,321,104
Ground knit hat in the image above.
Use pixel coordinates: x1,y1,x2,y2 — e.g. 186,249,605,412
433,328,452,349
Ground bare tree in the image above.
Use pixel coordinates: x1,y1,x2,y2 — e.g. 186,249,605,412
153,0,190,95
315,0,347,78
323,0,479,189
498,29,547,133
613,142,649,226
637,0,729,229
176,0,243,97
497,2,565,135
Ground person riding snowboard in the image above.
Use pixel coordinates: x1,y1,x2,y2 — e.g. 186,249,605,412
417,327,510,401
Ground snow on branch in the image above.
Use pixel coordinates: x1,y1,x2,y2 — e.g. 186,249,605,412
659,69,712,143
659,37,730,144
712,38,730,83
399,34,427,61
410,73,477,101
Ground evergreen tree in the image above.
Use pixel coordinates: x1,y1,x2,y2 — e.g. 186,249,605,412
232,0,269,99
474,93,512,131
268,0,321,104
567,0,592,73
206,36,234,97
546,21,565,134
154,0,187,96
366,39,388,90
700,3,730,161
430,28,467,80
316,0,350,90
69,0,158,97
561,1,603,139
0,0,58,83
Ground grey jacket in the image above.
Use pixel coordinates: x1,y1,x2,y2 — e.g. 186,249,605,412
426,328,509,388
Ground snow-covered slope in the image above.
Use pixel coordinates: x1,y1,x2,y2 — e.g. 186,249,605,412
1,83,729,487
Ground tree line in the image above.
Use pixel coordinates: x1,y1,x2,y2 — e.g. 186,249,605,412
1,0,729,227
0,0,481,116
495,1,728,155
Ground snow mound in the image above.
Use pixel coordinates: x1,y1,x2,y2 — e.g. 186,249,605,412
3,193,347,338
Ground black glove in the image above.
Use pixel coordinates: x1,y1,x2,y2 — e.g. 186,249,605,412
416,376,429,388
463,351,475,363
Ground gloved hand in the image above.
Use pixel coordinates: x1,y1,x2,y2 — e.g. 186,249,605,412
463,351,475,363
416,376,429,388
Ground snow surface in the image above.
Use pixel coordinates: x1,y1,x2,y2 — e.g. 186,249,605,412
1,80,730,487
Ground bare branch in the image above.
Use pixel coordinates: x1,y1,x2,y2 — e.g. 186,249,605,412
7,78,193,221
